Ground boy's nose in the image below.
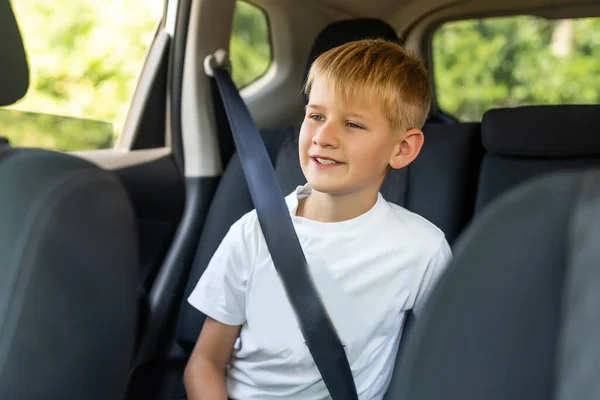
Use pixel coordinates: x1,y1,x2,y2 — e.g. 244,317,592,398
313,123,340,148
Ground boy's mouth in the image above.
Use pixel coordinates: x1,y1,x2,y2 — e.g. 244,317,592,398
315,157,337,165
310,156,343,167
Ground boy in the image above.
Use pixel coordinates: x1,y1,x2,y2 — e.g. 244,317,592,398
184,39,451,399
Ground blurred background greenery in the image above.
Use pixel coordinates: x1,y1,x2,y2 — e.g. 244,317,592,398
434,16,600,121
2,1,162,151
1,1,598,151
0,109,114,151
1,0,271,151
231,1,272,88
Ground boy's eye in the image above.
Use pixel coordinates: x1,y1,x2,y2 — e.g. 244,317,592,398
310,114,324,121
346,121,364,129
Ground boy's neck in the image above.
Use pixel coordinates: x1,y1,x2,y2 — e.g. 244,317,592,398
297,188,379,223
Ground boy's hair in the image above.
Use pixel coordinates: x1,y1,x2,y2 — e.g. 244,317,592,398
303,39,431,135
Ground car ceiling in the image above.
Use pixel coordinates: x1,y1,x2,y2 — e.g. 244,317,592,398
305,0,414,19
306,0,600,26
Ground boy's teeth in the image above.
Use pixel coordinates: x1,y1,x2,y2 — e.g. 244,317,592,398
316,158,336,164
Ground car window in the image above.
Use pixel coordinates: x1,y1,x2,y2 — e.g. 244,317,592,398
230,0,272,88
1,1,164,151
433,16,600,121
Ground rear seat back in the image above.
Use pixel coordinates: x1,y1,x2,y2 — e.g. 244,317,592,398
407,122,482,243
476,105,600,211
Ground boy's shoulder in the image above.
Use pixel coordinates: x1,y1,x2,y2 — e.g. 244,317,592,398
235,186,301,226
378,198,447,251
225,188,302,243
229,207,261,237
221,207,265,259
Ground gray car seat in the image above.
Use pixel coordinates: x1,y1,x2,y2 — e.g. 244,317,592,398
0,3,140,399
476,105,600,210
388,169,600,400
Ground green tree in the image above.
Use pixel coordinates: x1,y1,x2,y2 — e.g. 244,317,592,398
2,0,162,150
230,1,272,88
1,0,272,151
433,16,600,121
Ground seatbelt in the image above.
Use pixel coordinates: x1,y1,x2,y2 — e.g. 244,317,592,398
204,50,359,400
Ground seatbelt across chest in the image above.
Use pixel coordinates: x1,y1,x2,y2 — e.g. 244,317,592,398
204,50,359,400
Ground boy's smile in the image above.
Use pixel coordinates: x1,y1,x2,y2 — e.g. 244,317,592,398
310,155,343,168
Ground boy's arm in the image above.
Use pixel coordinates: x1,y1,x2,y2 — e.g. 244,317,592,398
184,216,256,399
412,237,452,317
184,317,241,400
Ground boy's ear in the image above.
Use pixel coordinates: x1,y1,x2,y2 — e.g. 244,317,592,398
389,128,424,170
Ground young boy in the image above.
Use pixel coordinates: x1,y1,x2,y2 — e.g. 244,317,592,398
184,39,451,399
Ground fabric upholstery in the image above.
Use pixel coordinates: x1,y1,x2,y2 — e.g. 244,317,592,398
301,18,399,92
407,123,482,243
274,125,305,195
0,1,29,106
0,149,139,399
476,155,600,210
483,106,600,157
0,146,18,163
476,106,600,210
390,170,600,400
555,171,600,400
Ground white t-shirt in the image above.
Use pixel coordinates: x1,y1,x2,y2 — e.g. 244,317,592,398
188,185,451,399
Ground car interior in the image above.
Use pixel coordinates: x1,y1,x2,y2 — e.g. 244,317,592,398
1,0,600,399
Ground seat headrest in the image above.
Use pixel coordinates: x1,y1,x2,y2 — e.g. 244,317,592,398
482,105,600,157
0,1,29,106
302,18,399,89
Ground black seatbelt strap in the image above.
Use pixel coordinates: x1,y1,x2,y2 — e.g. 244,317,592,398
205,51,359,400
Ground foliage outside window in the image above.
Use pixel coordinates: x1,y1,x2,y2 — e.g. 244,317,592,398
230,1,272,88
433,16,600,121
1,0,163,151
1,0,272,152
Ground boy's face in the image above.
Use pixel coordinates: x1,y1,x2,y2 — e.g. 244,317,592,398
299,77,411,197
